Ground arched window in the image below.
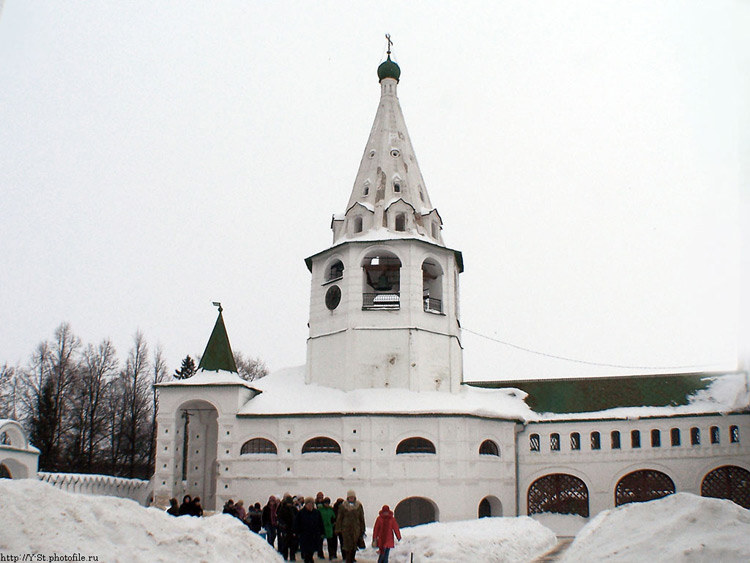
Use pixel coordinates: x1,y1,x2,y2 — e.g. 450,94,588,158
710,426,720,444
422,259,443,313
528,474,589,517
651,429,661,447
530,434,540,452
615,470,675,506
550,433,560,451
353,216,363,234
570,432,580,451
611,430,621,449
479,440,500,457
396,437,436,454
393,180,402,193
326,260,344,282
0,431,9,446
362,251,401,310
240,438,277,455
590,431,601,450
302,437,341,454
631,430,641,448
0,463,11,479
671,428,681,447
395,213,406,232
701,465,750,509
690,427,700,446
730,425,740,444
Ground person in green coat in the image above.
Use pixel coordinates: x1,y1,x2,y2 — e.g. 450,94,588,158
318,497,337,560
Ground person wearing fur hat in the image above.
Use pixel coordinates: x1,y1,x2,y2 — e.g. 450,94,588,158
372,505,401,563
335,490,365,563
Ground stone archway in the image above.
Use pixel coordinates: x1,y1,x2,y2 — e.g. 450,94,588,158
176,400,219,511
701,465,750,509
615,469,675,507
395,497,438,528
478,495,502,518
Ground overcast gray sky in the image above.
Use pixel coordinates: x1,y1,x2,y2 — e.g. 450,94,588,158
1,1,747,380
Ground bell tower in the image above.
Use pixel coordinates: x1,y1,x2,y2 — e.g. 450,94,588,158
305,42,464,393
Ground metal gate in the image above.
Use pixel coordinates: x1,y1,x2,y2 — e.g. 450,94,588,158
615,469,675,506
528,473,589,517
701,465,750,509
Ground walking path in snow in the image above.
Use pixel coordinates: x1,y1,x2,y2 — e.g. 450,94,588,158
531,537,575,562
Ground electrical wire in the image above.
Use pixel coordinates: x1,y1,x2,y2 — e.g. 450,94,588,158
462,327,717,371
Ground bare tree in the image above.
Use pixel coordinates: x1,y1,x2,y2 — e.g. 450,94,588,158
68,339,118,472
148,345,169,473
0,363,19,419
233,351,269,382
119,331,152,478
22,323,81,471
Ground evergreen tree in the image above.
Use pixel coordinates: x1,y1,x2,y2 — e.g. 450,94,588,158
174,355,197,379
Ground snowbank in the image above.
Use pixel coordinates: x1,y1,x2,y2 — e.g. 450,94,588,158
0,479,282,563
371,517,557,563
560,493,750,562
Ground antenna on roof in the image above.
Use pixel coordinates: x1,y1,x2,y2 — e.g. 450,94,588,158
212,301,223,313
385,33,393,56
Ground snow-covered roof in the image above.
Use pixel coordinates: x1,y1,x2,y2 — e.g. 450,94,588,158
237,366,533,420
233,367,749,422
156,369,258,390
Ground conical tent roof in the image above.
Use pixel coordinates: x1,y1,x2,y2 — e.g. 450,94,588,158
198,309,238,373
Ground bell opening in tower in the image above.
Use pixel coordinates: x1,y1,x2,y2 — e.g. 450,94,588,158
362,251,401,309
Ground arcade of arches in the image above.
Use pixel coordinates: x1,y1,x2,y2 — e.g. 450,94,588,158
526,465,749,516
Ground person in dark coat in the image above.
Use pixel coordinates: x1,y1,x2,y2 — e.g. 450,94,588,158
166,498,180,516
262,495,280,548
372,505,401,563
190,496,204,517
295,497,324,563
223,499,238,517
246,502,263,533
178,495,192,516
277,494,298,561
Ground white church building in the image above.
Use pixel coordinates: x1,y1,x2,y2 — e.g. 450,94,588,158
153,51,750,525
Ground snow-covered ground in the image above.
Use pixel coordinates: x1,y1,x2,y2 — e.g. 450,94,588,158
0,479,282,562
2,480,749,562
560,493,750,563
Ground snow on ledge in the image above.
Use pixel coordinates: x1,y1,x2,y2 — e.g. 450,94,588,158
157,369,256,389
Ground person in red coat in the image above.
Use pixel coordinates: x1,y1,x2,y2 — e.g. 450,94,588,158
372,505,401,563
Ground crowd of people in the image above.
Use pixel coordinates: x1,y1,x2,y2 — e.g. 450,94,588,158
166,489,401,563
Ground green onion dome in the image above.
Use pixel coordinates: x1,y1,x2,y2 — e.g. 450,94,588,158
377,55,401,82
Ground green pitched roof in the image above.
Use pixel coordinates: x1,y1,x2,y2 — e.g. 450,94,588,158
198,310,238,373
465,372,723,414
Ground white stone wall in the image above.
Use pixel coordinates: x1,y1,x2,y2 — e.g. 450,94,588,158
307,239,463,393
153,383,256,511
216,414,517,521
517,413,750,517
0,419,39,479
38,472,151,505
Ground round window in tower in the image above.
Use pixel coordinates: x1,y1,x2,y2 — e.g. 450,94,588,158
325,285,342,310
